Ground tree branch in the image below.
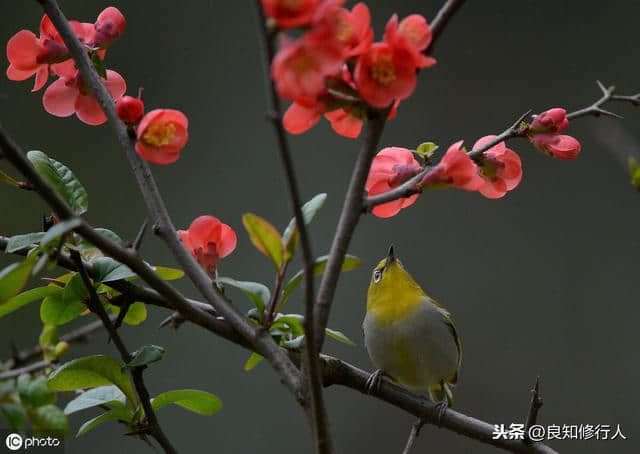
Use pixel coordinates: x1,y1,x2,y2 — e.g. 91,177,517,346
524,377,543,445
253,1,331,450
35,0,303,402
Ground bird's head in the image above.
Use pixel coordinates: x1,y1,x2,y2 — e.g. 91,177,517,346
367,245,422,308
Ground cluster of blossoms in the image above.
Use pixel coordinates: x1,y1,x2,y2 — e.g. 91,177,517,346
264,0,435,138
6,8,189,165
366,108,581,218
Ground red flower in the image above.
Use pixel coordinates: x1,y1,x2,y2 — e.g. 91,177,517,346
92,7,126,48
324,107,364,138
283,100,324,134
530,134,581,160
422,141,484,191
178,216,237,277
116,95,144,125
42,69,126,125
135,109,189,164
529,108,568,134
472,135,522,199
261,0,323,28
365,147,422,218
383,14,436,69
271,35,343,104
309,1,373,58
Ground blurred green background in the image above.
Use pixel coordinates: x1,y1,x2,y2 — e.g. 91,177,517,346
2,1,639,452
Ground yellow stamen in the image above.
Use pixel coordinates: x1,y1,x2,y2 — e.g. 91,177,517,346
142,122,176,147
371,57,396,86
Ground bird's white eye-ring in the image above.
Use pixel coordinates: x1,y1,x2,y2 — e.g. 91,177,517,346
373,270,382,283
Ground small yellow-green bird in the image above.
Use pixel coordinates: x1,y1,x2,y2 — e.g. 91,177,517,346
363,246,462,414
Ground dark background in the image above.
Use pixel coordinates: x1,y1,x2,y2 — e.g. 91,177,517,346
1,1,639,453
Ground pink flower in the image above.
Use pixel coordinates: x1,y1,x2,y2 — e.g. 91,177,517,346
530,134,581,160
309,1,373,58
92,7,126,48
365,147,422,218
383,14,436,69
472,135,522,199
178,216,237,277
529,108,569,134
283,100,324,134
271,35,343,105
324,107,364,138
135,109,189,164
422,141,484,191
116,95,144,125
261,0,323,28
42,69,126,125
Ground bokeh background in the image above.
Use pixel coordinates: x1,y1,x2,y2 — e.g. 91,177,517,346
2,1,639,453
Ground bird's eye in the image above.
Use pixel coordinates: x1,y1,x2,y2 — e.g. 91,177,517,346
373,270,382,283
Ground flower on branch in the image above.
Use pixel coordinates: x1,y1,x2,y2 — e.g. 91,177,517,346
422,141,484,191
473,135,522,199
177,216,237,277
116,95,144,125
530,133,582,160
365,147,421,218
92,7,126,49
261,0,323,28
135,109,189,164
529,107,568,134
308,1,373,59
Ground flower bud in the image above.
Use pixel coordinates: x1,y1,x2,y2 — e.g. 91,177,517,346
530,134,581,160
116,96,144,125
93,7,126,48
529,108,569,134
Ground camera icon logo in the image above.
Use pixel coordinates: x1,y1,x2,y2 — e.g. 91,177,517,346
5,433,23,451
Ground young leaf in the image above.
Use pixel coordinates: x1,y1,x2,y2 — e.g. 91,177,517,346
0,169,21,188
325,327,356,346
4,232,45,253
282,193,327,261
279,254,361,308
415,142,439,159
91,257,136,283
0,256,37,304
125,345,165,369
47,355,137,408
0,403,27,431
218,276,270,314
282,335,305,349
40,293,85,326
110,302,147,326
153,266,184,281
0,286,60,318
40,218,83,249
76,407,133,437
78,228,124,248
64,385,126,415
151,389,222,416
27,150,88,215
242,213,283,268
30,404,69,436
243,352,264,371
17,376,57,408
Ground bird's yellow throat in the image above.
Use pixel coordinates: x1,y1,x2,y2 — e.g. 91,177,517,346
366,257,426,326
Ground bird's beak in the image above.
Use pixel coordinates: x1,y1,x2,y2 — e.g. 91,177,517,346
385,245,395,269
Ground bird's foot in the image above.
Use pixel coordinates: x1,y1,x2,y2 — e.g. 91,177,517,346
365,369,385,395
434,401,448,426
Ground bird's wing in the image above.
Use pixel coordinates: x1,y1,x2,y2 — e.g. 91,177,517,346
428,295,462,385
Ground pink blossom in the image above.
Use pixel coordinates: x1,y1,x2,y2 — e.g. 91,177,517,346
529,108,569,134
178,216,237,276
261,0,323,28
92,7,126,48
309,1,373,58
422,141,484,191
116,95,144,125
472,135,522,199
135,109,189,164
530,134,581,160
383,14,436,69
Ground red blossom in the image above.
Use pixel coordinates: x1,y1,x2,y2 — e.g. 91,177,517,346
530,134,581,160
261,0,323,28
177,216,237,277
92,7,126,48
42,69,126,125
309,1,373,58
365,147,421,218
422,141,484,191
135,109,189,164
283,100,324,134
472,135,522,199
529,108,569,134
383,14,436,69
116,95,144,125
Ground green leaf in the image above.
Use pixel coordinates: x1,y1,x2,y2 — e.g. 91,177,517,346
272,313,305,337
47,355,137,408
282,335,305,349
17,376,56,408
0,169,21,188
91,257,136,283
40,218,83,249
4,232,45,253
76,407,133,437
629,156,640,189
110,302,147,326
40,274,88,325
0,286,60,318
90,52,107,79
27,150,88,215
282,193,327,261
242,213,283,268
0,256,37,304
0,403,27,431
415,142,439,159
151,389,222,416
325,327,356,346
243,352,264,371
153,266,184,281
125,345,165,369
218,276,270,314
64,385,126,415
279,254,361,308
78,228,124,248
31,404,69,436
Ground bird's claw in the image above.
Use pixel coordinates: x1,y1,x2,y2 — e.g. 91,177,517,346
365,369,384,394
434,401,448,426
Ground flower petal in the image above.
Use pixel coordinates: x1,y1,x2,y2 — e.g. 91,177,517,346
42,77,77,117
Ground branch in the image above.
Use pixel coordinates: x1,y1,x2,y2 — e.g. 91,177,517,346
566,80,631,120
0,359,53,380
35,0,303,402
313,0,466,350
524,377,543,445
253,1,330,451
69,250,177,454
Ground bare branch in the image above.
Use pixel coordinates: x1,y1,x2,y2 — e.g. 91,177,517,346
401,419,425,454
524,377,543,445
567,80,638,120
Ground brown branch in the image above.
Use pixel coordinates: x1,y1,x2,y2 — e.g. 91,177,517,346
0,359,53,380
69,250,177,454
35,0,303,402
253,1,330,450
401,419,425,454
524,377,543,445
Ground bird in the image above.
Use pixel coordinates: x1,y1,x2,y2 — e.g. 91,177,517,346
362,245,462,417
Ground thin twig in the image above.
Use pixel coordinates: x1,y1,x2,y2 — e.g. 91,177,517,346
34,0,303,402
524,377,543,445
0,359,53,380
567,81,623,120
69,250,177,454
253,1,331,450
130,219,148,251
401,419,425,454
